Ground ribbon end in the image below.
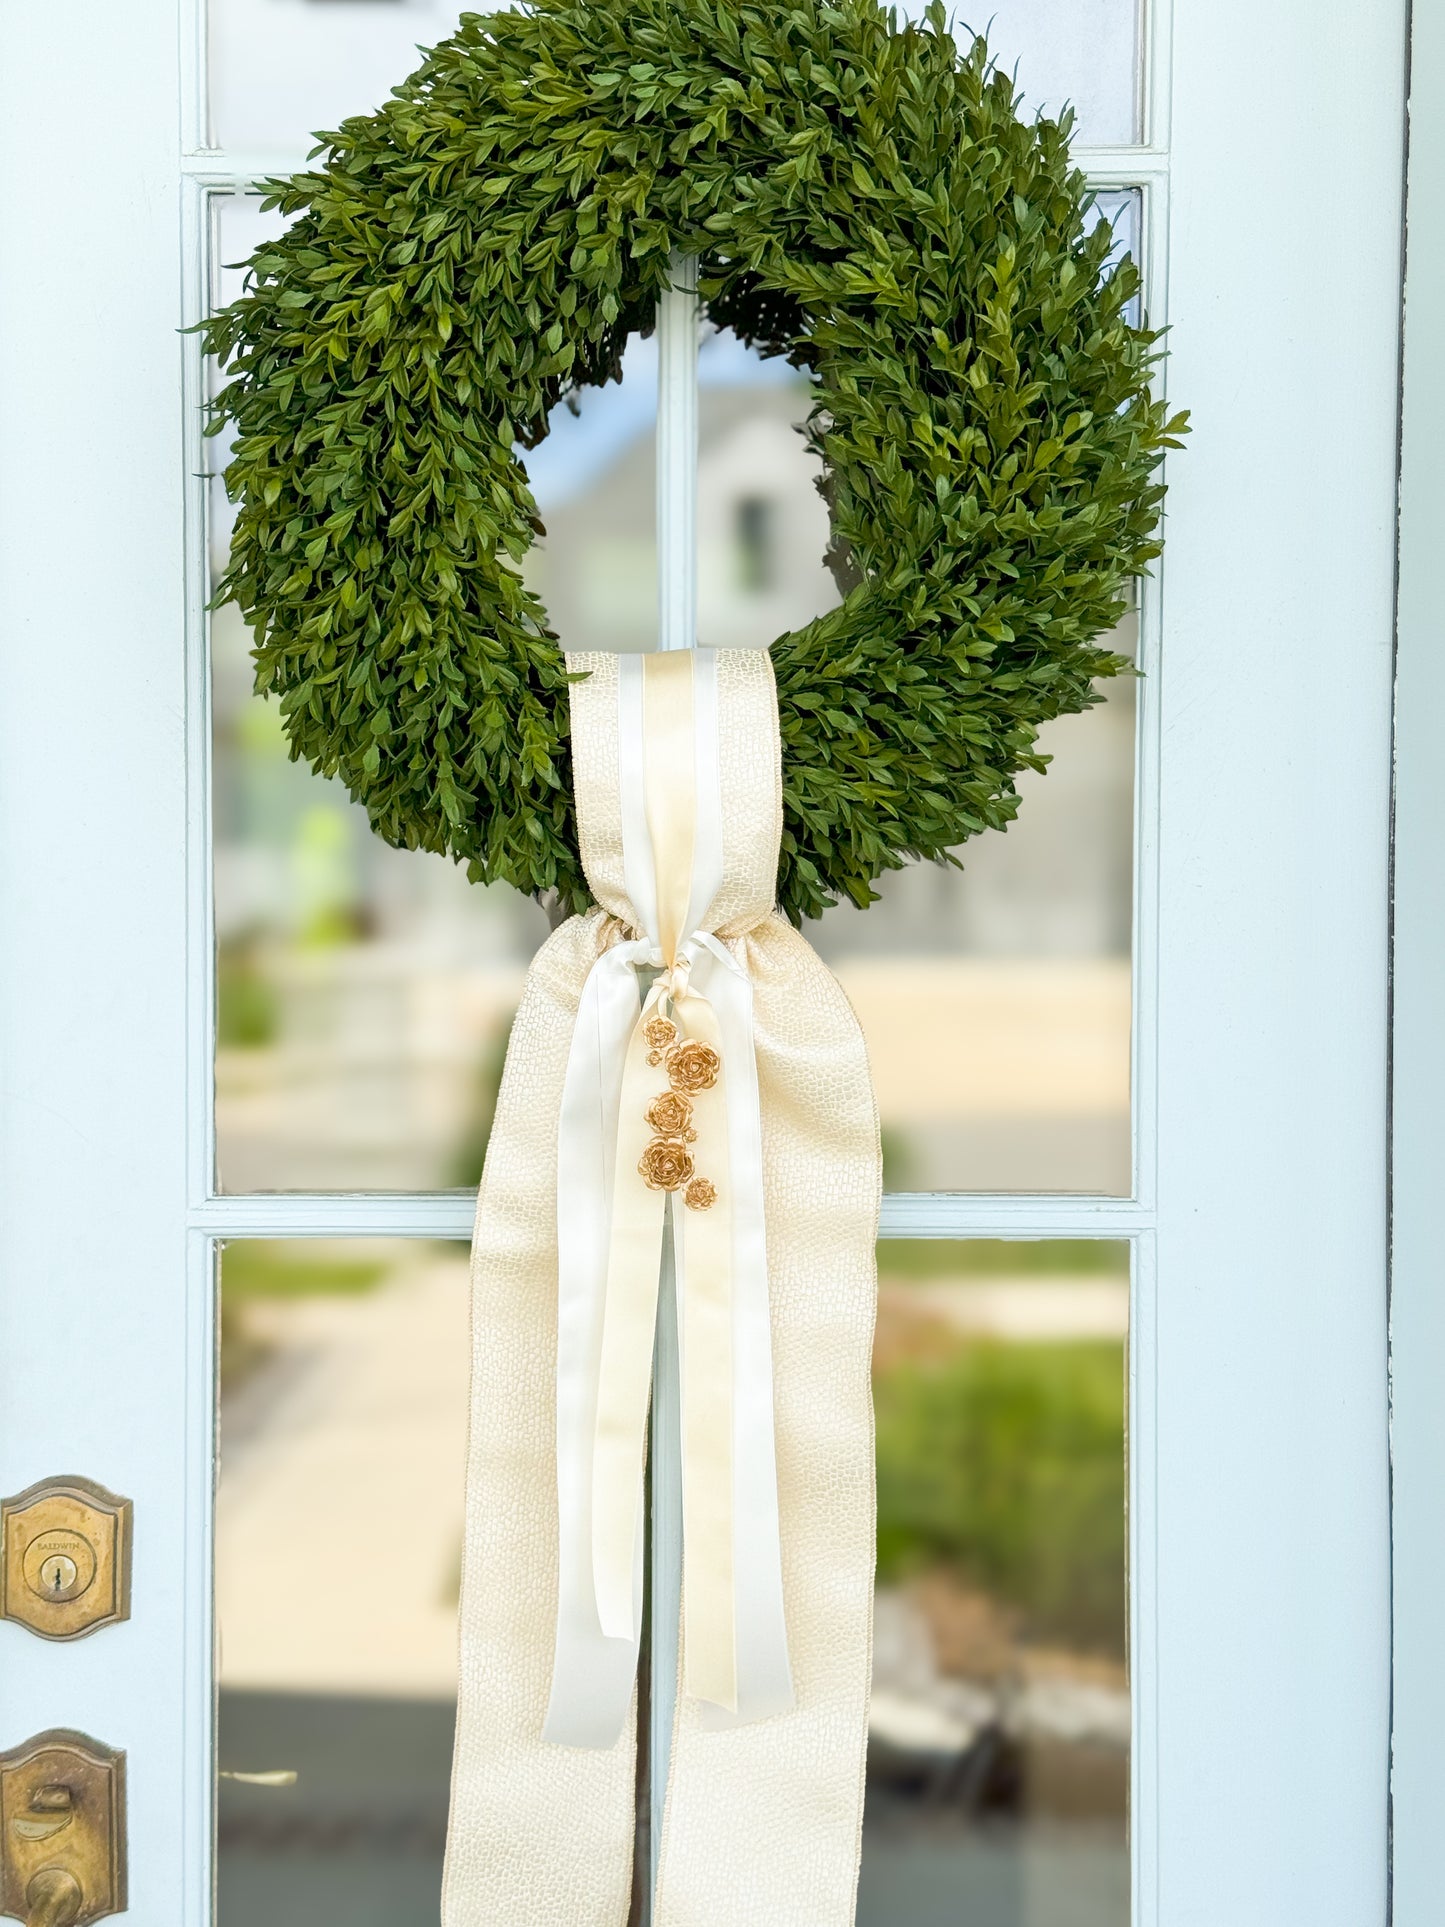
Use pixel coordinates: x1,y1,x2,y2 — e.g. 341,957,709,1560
682,1641,739,1717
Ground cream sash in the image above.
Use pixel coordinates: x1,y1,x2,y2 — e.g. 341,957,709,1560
544,649,791,1744
443,647,880,1927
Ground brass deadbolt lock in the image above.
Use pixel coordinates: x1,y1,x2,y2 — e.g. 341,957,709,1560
0,1482,130,1642
0,1730,125,1926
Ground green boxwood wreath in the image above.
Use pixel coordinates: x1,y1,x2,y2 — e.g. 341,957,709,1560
202,0,1187,925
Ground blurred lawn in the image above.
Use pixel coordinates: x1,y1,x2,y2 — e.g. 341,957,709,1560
218,1242,393,1392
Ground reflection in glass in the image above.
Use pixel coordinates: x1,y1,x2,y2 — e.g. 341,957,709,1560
216,1240,469,1924
1092,192,1141,288
522,334,659,654
208,0,467,154
208,199,583,1194
860,1238,1130,1926
696,322,839,649
812,633,1135,1196
894,0,1143,146
215,1237,1128,1923
692,315,1138,1198
209,196,659,1189
212,189,1141,1197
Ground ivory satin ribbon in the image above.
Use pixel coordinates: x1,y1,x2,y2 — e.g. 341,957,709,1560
545,650,791,1744
443,647,880,1927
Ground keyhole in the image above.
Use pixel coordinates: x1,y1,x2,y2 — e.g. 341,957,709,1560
37,1554,78,1598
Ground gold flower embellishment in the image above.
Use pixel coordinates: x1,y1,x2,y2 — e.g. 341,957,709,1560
666,1039,720,1094
684,1177,717,1213
638,1137,695,1193
645,1091,695,1142
644,1015,679,1066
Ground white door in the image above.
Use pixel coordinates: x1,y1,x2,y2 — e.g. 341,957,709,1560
0,1,1401,1922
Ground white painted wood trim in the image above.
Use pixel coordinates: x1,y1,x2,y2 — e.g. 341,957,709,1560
1153,0,1400,1915
1129,1231,1160,1923
184,183,220,1216
0,9,202,1922
646,253,698,1906
1386,4,1445,1916
188,1190,1155,1242
656,253,699,657
179,148,1171,190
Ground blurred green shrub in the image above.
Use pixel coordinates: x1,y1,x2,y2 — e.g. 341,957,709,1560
877,1240,1127,1280
449,1019,514,1190
875,1339,1126,1658
221,1242,388,1300
215,934,280,1050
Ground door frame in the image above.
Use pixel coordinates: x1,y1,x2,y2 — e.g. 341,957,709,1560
0,0,1408,1920
1387,4,1445,1920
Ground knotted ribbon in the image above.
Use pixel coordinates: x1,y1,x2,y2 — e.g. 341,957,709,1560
544,649,791,1745
444,646,879,1927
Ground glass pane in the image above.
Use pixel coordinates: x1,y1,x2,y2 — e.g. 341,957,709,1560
217,1240,469,1923
894,0,1142,146
696,322,839,650
699,208,1140,1199
212,193,1140,1197
860,1237,1130,1926
210,196,564,1194
522,333,659,654
209,0,1142,156
811,628,1135,1196
208,0,468,154
1092,191,1140,284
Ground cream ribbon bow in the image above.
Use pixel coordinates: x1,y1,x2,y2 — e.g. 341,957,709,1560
543,651,793,1749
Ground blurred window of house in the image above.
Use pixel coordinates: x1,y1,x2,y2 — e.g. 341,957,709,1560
206,0,1141,156
860,1239,1130,1925
736,497,776,594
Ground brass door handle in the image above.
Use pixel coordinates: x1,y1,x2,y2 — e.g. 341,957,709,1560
22,1868,80,1927
0,1732,124,1926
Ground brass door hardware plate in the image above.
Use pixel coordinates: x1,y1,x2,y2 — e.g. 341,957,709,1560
0,1481,131,1642
0,1730,125,1925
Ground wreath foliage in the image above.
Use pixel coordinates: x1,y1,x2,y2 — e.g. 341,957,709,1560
203,0,1186,923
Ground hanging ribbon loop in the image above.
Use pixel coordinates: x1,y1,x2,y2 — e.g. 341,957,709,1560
543,651,792,1748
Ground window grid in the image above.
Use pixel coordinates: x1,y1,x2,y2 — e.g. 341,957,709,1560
182,43,1172,1926
183,154,1168,1251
